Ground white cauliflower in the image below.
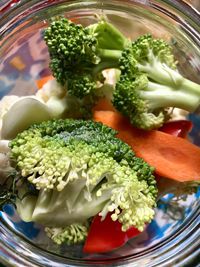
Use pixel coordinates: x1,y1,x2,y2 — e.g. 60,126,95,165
0,79,70,139
0,95,20,131
36,79,69,118
36,79,65,102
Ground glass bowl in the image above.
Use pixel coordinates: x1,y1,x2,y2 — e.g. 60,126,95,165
0,0,200,266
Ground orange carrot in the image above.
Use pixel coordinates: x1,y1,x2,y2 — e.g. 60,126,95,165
93,110,200,182
93,98,116,112
36,75,54,89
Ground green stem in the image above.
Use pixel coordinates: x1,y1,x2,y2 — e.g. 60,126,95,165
97,48,122,61
93,60,120,75
139,62,182,87
87,20,129,51
141,82,200,112
139,62,200,100
181,78,200,96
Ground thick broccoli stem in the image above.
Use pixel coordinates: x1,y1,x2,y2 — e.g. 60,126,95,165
138,52,200,95
87,20,129,51
91,49,122,76
97,49,122,61
87,20,127,75
140,81,200,111
17,178,112,226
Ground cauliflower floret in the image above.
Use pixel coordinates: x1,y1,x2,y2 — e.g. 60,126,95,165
36,79,66,103
0,94,47,136
0,95,20,130
35,79,69,118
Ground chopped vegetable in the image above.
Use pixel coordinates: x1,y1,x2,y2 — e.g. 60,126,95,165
0,17,199,254
93,110,200,182
159,120,193,138
156,120,199,198
44,18,128,98
1,119,157,245
44,18,200,130
83,213,140,253
45,222,89,245
36,75,54,89
93,97,116,112
113,34,200,130
1,98,51,139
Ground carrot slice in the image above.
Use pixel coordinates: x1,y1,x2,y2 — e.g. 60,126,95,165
93,110,200,182
94,110,129,130
93,98,116,112
36,75,54,89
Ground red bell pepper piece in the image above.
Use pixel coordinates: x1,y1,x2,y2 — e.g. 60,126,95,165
159,120,193,138
83,213,140,253
84,119,193,254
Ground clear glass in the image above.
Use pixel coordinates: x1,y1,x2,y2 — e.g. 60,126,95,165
0,0,200,266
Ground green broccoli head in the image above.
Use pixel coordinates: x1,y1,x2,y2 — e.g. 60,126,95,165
44,18,126,99
113,34,200,129
10,119,157,234
113,74,170,130
44,19,200,130
119,34,176,80
44,17,98,93
67,73,98,99
44,18,98,70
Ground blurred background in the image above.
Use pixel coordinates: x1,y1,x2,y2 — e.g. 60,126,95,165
186,0,200,10
0,0,200,11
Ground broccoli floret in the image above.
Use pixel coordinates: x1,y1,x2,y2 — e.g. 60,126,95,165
113,34,200,130
67,73,97,99
119,34,176,78
44,18,127,98
45,20,200,130
45,222,89,245
113,74,170,130
9,119,157,237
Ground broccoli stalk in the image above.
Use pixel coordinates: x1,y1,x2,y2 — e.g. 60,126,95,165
141,81,200,112
87,19,128,51
6,119,157,245
113,73,200,130
137,49,200,93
